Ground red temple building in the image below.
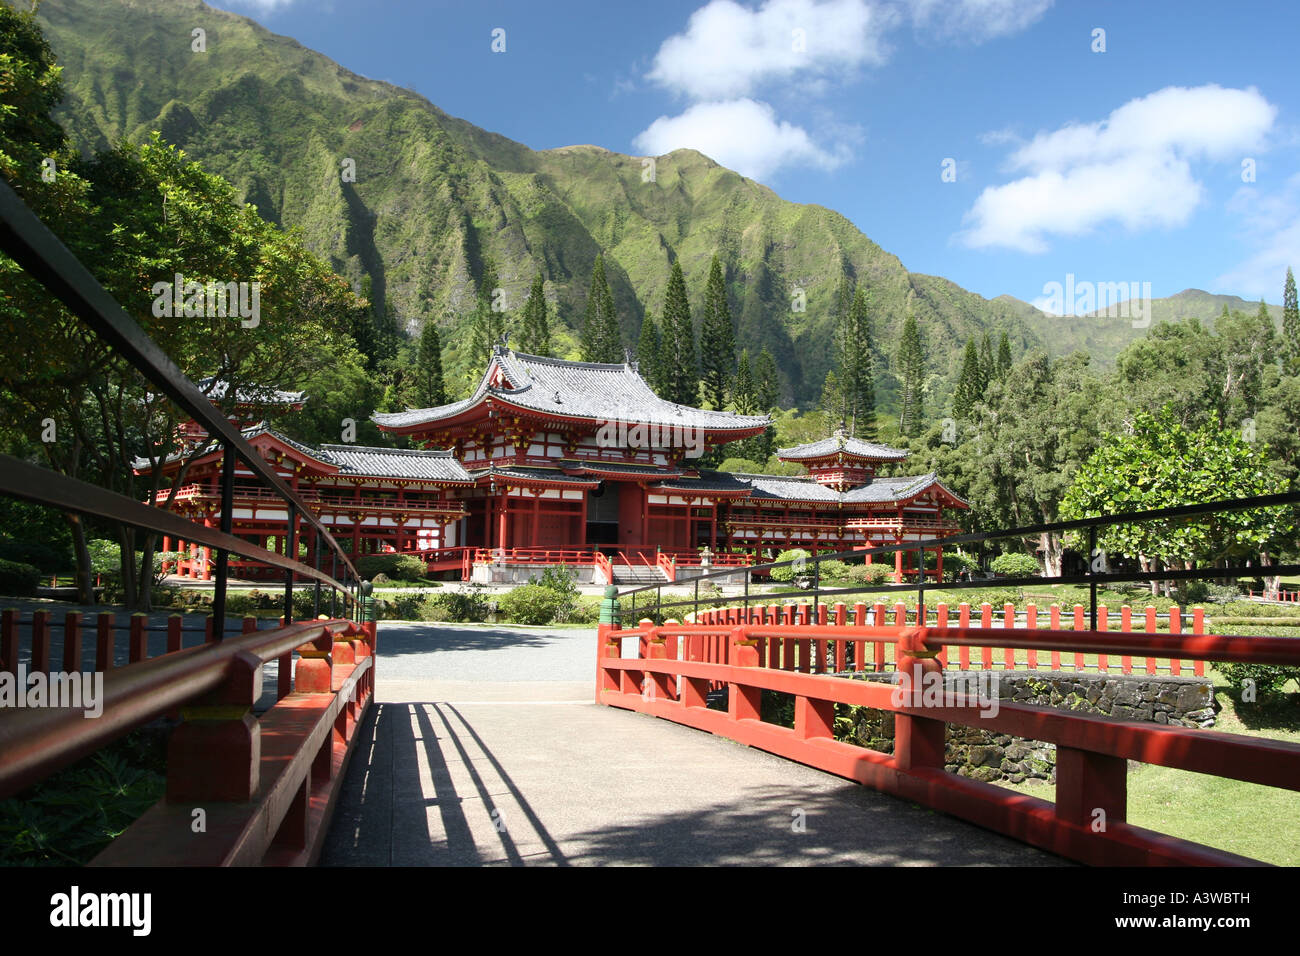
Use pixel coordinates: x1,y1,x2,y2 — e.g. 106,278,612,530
142,346,967,585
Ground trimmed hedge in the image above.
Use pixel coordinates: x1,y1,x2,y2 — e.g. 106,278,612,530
990,552,1039,577
0,558,40,596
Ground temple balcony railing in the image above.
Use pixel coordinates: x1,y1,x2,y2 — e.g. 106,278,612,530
160,484,468,519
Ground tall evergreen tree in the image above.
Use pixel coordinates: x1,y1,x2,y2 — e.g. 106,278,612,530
1283,266,1299,376
952,338,982,419
411,320,446,408
978,331,995,393
580,253,621,363
846,286,876,439
731,349,758,414
517,272,551,356
468,258,507,364
698,255,736,408
753,346,780,460
996,332,1013,377
661,260,698,405
636,311,665,395
896,314,926,437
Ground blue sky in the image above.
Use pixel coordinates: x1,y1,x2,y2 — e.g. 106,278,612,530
212,0,1300,309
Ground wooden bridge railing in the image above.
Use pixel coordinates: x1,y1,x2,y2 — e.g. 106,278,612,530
596,611,1300,866
0,612,375,866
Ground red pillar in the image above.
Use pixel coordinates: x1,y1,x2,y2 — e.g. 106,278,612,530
497,490,509,550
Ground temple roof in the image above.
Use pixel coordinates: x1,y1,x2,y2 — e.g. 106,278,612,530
777,432,909,462
373,347,771,434
316,444,471,482
654,470,968,507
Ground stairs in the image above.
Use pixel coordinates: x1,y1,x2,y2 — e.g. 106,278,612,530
611,564,669,586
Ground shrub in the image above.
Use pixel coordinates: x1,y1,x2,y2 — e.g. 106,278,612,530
86,539,121,576
392,555,429,581
816,559,850,583
769,549,811,583
0,535,71,574
427,585,490,623
0,558,40,595
498,583,568,625
847,562,894,586
1218,662,1300,698
939,551,978,578
569,596,602,624
990,552,1039,577
536,565,579,621
356,553,426,582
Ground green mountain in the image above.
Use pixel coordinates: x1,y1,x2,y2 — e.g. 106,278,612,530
27,0,1280,410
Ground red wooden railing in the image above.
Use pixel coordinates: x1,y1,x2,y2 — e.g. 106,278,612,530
657,551,677,582
688,601,1208,676
597,610,1300,866
593,550,613,585
1246,588,1300,603
0,611,375,866
471,547,596,566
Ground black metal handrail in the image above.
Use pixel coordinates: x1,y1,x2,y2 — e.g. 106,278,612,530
0,178,361,625
617,490,1300,626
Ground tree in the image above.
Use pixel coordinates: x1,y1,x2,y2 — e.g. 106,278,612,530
837,286,876,439
516,272,552,357
752,346,780,460
996,332,1013,377
636,311,665,395
661,260,698,406
580,253,621,363
412,320,447,408
896,314,925,437
731,350,758,414
698,256,736,408
1283,266,1299,376
952,339,982,420
1060,407,1294,595
468,259,507,364
819,369,843,425
978,332,994,394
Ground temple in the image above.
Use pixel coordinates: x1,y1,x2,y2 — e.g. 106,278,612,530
140,346,968,584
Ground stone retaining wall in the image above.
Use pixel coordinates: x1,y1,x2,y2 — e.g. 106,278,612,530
840,671,1216,785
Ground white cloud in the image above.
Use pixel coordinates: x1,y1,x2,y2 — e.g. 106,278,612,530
1216,173,1300,299
646,0,892,101
637,0,1051,181
906,0,1053,42
633,99,849,180
959,85,1277,252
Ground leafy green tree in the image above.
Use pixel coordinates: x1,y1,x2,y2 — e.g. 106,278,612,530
896,314,925,437
978,332,995,392
752,346,780,459
698,255,735,408
412,319,447,407
635,311,665,394
661,260,698,405
580,253,621,363
1283,266,1299,376
838,286,876,439
1060,407,1294,594
1113,319,1226,429
517,272,551,357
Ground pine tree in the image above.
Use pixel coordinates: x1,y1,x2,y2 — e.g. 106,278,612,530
896,314,925,437
846,286,876,440
731,350,758,414
978,331,994,393
698,255,736,408
661,260,698,406
754,347,779,411
517,272,551,356
1283,266,1299,376
952,338,982,419
580,254,621,363
997,332,1013,377
636,311,665,395
469,259,507,363
753,346,780,460
412,320,446,408
820,369,844,425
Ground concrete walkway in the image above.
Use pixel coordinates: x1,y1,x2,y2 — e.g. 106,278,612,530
319,623,1066,866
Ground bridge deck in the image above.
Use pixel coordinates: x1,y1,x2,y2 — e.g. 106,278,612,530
321,623,1065,866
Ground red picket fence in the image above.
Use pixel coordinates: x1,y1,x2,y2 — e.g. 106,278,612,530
596,613,1300,866
1246,588,1299,603
686,601,1207,677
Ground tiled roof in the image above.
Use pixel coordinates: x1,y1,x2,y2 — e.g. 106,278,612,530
466,466,601,487
373,348,771,433
778,433,909,461
316,445,471,482
563,460,684,478
654,470,967,507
